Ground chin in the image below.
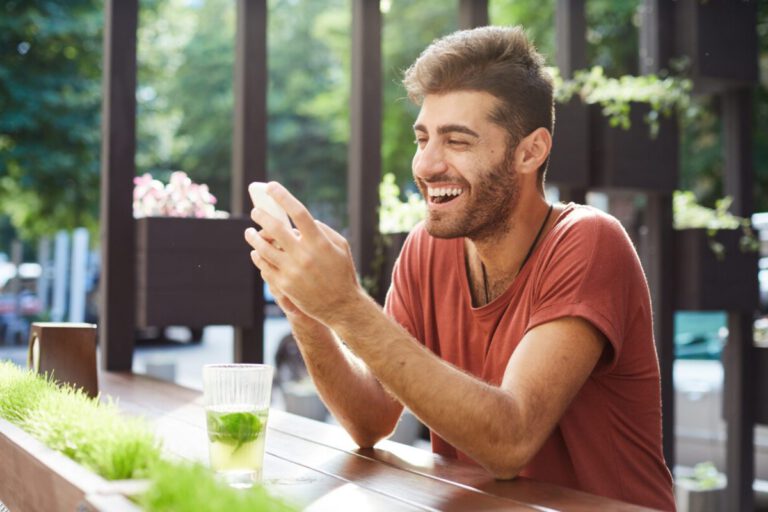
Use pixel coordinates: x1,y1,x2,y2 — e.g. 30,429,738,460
424,218,465,239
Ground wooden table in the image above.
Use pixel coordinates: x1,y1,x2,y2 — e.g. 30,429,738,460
92,372,656,511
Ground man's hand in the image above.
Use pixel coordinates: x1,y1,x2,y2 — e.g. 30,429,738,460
244,182,362,326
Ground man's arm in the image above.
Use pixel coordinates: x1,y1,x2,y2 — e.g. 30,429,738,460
330,292,606,478
277,305,404,447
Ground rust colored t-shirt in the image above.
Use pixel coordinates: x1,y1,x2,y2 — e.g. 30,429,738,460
384,203,675,511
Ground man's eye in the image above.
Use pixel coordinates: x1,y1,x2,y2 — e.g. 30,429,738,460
448,139,468,146
414,138,427,146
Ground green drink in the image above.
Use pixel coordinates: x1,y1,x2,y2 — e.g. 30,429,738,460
203,364,273,488
206,406,269,484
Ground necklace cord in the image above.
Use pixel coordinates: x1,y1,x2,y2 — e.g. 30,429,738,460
481,203,553,305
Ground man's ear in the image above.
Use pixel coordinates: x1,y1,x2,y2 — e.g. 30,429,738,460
513,127,552,177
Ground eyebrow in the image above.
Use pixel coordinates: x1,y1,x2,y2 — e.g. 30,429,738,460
412,123,480,138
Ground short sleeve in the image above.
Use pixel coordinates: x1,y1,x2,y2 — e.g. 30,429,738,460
527,213,644,374
383,228,425,343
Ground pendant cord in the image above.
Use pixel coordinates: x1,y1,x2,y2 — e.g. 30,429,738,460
482,203,553,305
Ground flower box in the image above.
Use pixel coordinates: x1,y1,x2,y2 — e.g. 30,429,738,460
590,102,678,192
547,99,591,189
135,216,259,328
675,0,758,92
673,228,759,312
0,417,140,511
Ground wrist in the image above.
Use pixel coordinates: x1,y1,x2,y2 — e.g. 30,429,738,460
325,286,378,337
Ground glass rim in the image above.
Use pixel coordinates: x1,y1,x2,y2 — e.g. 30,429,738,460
203,363,273,371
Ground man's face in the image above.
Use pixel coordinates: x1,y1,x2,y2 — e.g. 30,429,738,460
412,91,519,241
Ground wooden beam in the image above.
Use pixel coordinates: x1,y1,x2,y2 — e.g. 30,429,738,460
554,0,586,203
232,0,267,363
721,87,756,511
639,0,675,75
458,0,488,30
555,0,586,78
638,0,678,472
722,89,754,217
99,0,138,371
724,313,756,511
644,194,676,471
348,0,382,289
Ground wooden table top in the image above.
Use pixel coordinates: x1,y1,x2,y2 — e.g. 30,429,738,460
98,371,658,512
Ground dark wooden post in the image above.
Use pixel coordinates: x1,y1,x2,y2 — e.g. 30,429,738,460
639,0,676,472
232,0,267,363
99,0,138,371
458,0,488,29
722,87,756,511
554,0,587,204
348,0,381,286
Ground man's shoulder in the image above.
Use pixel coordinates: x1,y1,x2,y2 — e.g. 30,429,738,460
556,203,629,242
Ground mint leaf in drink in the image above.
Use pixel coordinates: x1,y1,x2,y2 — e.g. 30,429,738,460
207,411,263,452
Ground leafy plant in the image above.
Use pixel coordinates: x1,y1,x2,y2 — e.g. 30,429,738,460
678,461,726,491
673,190,759,259
378,173,425,235
550,66,693,137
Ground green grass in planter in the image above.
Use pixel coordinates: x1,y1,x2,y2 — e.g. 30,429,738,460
0,361,55,422
0,361,161,480
140,461,296,512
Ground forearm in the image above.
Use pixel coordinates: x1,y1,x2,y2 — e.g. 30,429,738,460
287,315,403,447
329,292,530,477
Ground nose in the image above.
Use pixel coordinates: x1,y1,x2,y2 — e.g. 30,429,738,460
412,141,448,179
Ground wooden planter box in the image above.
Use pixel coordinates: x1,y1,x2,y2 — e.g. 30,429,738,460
135,217,259,328
673,228,759,311
675,0,758,92
590,102,678,192
547,99,591,189
0,417,139,511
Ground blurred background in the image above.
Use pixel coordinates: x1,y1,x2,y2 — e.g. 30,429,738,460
1,1,768,508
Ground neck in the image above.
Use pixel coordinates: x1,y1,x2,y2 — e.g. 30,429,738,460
465,196,554,305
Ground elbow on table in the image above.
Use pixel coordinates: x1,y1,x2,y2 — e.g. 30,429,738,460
349,426,393,449
480,441,534,481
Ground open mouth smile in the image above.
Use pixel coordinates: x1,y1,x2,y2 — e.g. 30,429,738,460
427,186,464,204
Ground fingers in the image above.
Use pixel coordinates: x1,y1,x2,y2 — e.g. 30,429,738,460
315,221,349,249
245,227,283,269
250,207,293,252
266,182,322,240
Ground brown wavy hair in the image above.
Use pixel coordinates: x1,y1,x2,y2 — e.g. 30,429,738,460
403,26,554,179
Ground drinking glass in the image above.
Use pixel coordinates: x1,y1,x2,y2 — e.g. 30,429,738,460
203,364,273,488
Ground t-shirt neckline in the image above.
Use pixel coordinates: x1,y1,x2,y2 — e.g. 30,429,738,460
455,202,575,316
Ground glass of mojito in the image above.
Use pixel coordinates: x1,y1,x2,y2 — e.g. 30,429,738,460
203,364,273,488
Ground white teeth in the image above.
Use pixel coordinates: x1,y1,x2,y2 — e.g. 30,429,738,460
428,187,463,197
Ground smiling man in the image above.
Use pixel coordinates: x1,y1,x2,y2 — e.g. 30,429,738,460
245,26,675,510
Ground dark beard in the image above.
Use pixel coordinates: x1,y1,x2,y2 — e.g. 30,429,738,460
420,150,519,242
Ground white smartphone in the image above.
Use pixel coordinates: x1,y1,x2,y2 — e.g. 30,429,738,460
248,182,291,229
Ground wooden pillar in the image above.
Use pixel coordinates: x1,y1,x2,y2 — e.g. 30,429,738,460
554,0,587,204
638,0,677,472
722,87,756,511
458,0,488,30
232,0,267,363
348,0,381,285
645,194,676,471
99,0,138,371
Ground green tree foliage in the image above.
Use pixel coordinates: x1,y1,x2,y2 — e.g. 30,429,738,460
137,0,350,225
0,0,102,240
